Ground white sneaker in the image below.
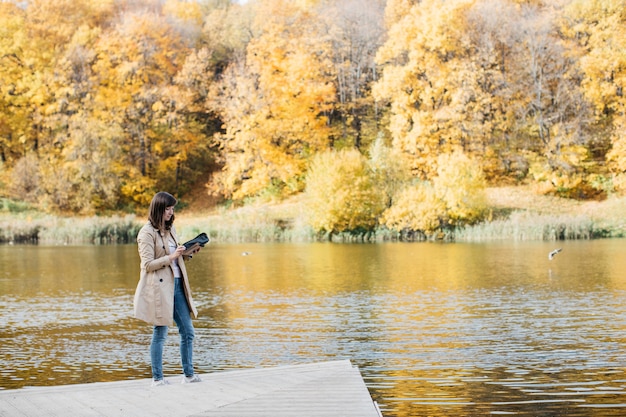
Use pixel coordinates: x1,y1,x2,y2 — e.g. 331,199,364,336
151,379,169,387
181,375,202,384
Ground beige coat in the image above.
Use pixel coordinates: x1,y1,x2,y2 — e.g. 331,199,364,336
133,223,198,326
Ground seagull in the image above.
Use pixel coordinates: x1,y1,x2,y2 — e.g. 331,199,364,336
548,248,562,260
241,251,251,256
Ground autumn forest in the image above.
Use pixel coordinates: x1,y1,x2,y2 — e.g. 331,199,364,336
1,0,625,237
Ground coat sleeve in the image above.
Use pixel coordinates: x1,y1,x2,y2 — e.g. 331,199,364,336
137,226,171,273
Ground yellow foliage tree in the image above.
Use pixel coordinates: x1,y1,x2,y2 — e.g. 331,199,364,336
0,3,30,164
375,0,594,187
305,149,386,238
91,5,199,205
382,150,486,236
8,153,40,203
367,133,412,206
433,150,487,225
380,183,444,235
58,116,123,212
3,0,626,215
374,0,476,178
208,0,336,202
565,0,626,191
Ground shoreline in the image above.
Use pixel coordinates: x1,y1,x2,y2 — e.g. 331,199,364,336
2,186,626,244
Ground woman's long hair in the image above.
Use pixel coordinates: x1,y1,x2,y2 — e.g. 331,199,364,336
148,192,177,231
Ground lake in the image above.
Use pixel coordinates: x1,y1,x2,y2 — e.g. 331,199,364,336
1,240,626,416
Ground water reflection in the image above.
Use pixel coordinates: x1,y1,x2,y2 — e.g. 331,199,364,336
1,241,626,416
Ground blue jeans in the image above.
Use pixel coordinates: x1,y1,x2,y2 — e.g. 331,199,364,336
150,278,195,380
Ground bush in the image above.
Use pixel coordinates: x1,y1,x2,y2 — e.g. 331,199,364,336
0,198,33,213
381,182,443,233
434,151,487,226
382,150,488,236
368,133,412,205
527,147,608,200
304,149,386,238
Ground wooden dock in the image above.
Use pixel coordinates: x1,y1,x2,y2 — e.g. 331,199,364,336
0,360,382,417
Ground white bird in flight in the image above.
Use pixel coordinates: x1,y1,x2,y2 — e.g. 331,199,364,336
548,248,562,260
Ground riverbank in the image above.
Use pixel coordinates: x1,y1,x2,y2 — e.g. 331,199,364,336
2,186,626,244
457,186,626,241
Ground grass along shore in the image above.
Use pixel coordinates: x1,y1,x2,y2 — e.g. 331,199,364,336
2,186,626,245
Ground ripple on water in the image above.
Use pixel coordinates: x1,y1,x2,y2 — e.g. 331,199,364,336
3,241,626,417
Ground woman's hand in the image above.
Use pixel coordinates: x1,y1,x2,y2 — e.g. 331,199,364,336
169,245,186,261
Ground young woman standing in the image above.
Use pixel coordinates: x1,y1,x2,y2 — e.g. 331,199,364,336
133,191,201,386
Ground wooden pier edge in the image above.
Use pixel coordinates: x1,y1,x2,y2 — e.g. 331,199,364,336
0,359,384,417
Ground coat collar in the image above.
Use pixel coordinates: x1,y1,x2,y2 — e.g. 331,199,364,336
147,222,179,248
148,222,178,245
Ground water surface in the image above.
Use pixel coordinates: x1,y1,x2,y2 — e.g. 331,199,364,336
1,240,626,416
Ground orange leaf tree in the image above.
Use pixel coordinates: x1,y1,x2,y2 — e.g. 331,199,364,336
91,5,199,206
208,0,336,202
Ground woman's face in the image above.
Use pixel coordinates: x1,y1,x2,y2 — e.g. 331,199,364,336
164,205,175,221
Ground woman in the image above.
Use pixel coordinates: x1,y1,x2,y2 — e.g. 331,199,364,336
133,191,201,386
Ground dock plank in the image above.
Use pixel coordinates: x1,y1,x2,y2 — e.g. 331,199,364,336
0,360,381,417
